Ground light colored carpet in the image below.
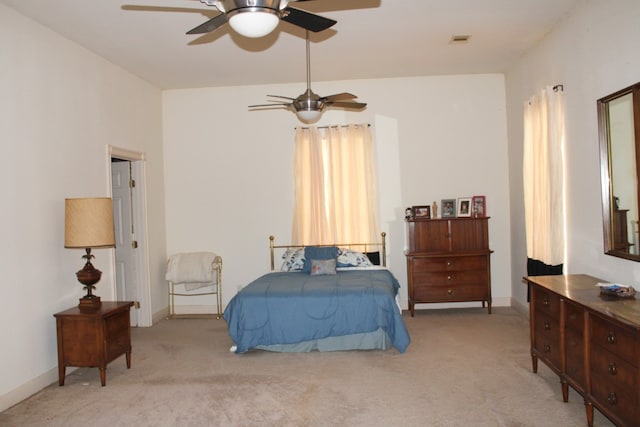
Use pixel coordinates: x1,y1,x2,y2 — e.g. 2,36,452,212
1,307,615,427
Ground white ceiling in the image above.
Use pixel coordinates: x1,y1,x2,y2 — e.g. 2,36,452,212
2,0,583,90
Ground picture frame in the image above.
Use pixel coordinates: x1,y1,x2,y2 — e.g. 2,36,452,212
457,197,472,217
472,195,486,217
412,205,431,219
441,199,456,218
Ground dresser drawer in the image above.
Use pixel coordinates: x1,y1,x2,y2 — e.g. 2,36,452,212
413,282,487,302
564,300,584,334
412,269,488,288
410,256,487,273
590,346,639,426
590,314,638,366
533,311,561,370
565,328,585,390
531,285,560,319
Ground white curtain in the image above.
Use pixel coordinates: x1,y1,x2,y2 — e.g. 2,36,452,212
292,124,379,245
523,86,566,265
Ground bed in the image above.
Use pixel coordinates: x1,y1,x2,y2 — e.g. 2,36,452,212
223,233,410,353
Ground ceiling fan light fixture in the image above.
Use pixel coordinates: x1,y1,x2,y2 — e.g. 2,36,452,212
296,109,322,123
228,8,280,38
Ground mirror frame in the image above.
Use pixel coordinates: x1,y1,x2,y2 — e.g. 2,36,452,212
598,82,640,261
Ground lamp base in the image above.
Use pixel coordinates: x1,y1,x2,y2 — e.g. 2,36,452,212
79,295,101,311
76,248,102,312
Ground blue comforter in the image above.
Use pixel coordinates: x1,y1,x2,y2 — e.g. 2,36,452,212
224,269,410,353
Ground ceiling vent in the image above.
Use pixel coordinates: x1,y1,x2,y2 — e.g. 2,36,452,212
450,34,471,44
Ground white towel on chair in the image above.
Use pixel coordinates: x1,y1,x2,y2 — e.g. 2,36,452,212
165,252,220,291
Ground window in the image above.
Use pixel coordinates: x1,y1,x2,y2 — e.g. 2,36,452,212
292,124,379,245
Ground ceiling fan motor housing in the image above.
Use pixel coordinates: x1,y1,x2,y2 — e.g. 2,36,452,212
293,88,325,112
210,0,286,14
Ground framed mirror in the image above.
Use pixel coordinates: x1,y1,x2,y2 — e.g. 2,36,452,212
598,82,640,261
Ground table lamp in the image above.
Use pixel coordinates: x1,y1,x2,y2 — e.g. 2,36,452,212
64,198,116,310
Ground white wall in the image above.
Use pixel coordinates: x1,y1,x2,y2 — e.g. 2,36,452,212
0,5,166,411
505,0,640,308
162,74,512,311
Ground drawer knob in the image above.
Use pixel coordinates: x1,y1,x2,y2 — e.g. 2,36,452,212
607,332,616,344
607,392,617,405
543,298,550,306
544,321,551,330
447,289,454,295
608,362,617,375
543,344,551,353
447,275,452,281
446,261,452,267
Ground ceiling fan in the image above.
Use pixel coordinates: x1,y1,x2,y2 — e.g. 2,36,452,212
249,32,367,123
187,0,337,38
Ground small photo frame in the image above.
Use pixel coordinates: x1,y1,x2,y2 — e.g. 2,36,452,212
457,197,472,217
472,195,486,217
441,199,456,218
412,205,431,219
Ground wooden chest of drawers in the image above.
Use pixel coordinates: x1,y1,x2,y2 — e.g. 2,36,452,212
524,275,640,427
405,217,492,316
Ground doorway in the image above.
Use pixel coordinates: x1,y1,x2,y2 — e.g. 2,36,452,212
108,146,152,327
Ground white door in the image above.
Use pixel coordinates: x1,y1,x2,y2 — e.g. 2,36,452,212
111,160,138,326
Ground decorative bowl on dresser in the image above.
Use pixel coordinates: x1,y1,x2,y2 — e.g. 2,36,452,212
523,274,640,427
405,217,492,316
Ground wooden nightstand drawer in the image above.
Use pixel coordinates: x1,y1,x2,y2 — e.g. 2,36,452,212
590,314,638,366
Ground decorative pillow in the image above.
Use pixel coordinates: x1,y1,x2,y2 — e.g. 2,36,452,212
281,247,305,271
301,246,339,273
364,251,381,266
337,248,374,268
310,258,337,275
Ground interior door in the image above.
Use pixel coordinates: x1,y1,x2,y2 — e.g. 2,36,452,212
111,160,138,326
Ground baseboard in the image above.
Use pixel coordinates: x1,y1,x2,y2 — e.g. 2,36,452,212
510,298,529,318
0,365,66,412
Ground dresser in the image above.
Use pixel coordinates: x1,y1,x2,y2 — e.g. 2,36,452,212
54,301,134,386
613,209,633,252
405,217,492,316
524,275,640,427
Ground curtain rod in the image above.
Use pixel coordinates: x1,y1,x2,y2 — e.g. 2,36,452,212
296,124,371,130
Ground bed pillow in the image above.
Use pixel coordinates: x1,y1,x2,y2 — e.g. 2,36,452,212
364,251,381,266
310,258,337,275
337,248,374,268
281,247,305,271
301,246,339,273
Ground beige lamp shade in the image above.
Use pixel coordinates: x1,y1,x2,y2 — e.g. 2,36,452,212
65,198,116,249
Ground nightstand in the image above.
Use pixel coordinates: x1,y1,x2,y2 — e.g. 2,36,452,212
54,301,134,386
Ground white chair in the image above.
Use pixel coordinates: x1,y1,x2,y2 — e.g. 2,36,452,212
165,252,222,319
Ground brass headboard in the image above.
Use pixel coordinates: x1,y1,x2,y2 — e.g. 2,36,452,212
269,232,387,271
